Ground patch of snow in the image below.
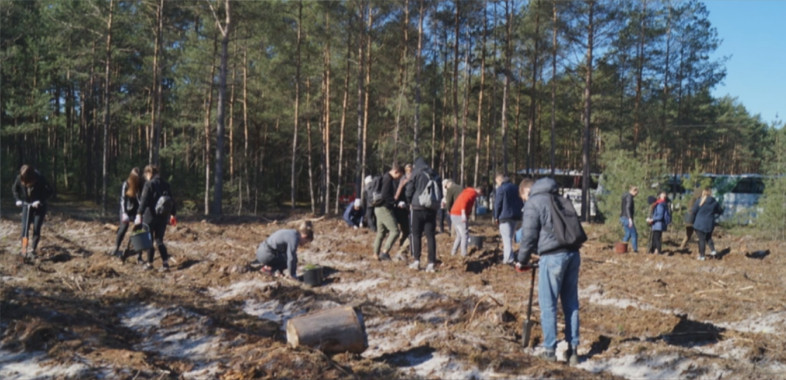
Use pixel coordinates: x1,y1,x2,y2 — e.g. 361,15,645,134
327,278,384,293
242,298,342,330
376,289,449,311
208,279,276,301
120,304,169,331
0,349,88,379
716,310,786,334
579,352,730,380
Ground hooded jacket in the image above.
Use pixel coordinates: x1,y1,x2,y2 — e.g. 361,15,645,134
690,196,723,233
516,177,573,262
494,179,523,221
12,171,54,206
405,157,442,211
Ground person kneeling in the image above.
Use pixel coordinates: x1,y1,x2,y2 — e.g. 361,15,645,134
256,221,314,280
343,199,364,229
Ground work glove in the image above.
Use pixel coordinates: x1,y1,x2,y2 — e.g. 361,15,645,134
134,215,142,225
398,201,406,208
169,215,177,226
16,200,22,207
461,214,467,223
121,214,130,223
628,218,633,228
31,201,41,208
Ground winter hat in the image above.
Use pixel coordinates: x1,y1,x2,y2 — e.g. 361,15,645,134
364,175,373,185
353,199,362,208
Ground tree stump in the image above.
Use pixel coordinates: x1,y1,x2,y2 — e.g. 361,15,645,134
285,306,368,354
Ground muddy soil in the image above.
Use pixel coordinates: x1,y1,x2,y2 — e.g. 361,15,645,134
1,203,784,379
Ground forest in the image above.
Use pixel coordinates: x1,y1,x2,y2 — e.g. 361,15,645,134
1,0,781,217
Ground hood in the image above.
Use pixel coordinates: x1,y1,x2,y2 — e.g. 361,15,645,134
530,177,559,196
413,157,429,173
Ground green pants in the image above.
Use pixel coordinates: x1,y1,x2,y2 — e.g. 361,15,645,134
374,206,400,255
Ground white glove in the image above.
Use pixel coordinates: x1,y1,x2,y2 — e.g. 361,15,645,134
31,201,41,208
121,214,130,223
134,215,142,225
628,218,633,228
16,200,22,207
461,214,467,223
398,201,406,208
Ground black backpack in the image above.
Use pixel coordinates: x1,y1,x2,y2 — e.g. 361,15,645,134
369,175,385,207
549,194,587,250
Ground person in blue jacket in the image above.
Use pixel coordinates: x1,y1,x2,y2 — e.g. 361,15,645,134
690,188,723,261
494,173,523,264
647,191,671,255
343,199,364,229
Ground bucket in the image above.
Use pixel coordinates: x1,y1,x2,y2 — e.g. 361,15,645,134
614,242,628,254
130,224,153,252
303,266,323,287
468,235,484,249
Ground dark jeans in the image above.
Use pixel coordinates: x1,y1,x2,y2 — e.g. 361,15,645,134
365,205,377,231
649,230,662,253
437,208,451,233
114,212,136,252
695,230,716,256
146,219,169,264
22,206,46,251
394,207,410,247
411,209,437,264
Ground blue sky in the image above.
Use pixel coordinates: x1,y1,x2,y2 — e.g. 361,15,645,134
705,0,786,126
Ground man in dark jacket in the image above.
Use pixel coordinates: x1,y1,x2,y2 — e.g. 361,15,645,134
405,157,442,272
373,164,403,261
516,177,580,365
494,173,524,264
619,186,639,252
134,164,177,271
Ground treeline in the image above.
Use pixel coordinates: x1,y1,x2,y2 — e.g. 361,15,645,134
1,0,778,217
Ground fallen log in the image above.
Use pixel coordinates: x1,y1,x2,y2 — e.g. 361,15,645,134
285,306,368,354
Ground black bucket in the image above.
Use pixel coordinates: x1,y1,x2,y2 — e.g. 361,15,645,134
130,224,153,252
468,235,484,249
303,266,323,287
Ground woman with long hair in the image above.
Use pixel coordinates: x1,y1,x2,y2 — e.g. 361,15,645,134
111,167,144,257
690,188,724,261
12,164,54,257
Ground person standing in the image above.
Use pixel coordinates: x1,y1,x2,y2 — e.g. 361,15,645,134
393,164,412,259
449,185,483,257
343,199,364,229
443,179,462,236
494,173,524,264
679,191,701,250
256,221,314,279
111,167,145,257
647,191,671,255
690,188,723,261
437,179,453,234
515,177,580,365
619,186,639,252
405,157,442,272
134,165,177,271
12,164,54,257
373,164,403,261
362,176,377,231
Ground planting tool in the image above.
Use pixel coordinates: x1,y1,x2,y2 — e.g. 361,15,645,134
522,263,537,348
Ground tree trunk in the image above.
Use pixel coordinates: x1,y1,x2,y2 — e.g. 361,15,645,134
242,43,250,214
291,1,303,210
101,0,114,215
633,0,647,157
306,79,316,214
356,1,365,194
335,29,351,214
323,10,331,214
581,0,594,222
526,0,540,176
286,306,368,354
474,1,487,187
413,0,424,158
460,31,471,186
500,0,513,175
204,34,217,215
150,0,164,165
212,0,231,217
362,9,373,169
393,0,408,159
451,0,460,180
550,0,557,174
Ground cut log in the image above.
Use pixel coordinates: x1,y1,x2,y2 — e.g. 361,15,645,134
286,306,367,354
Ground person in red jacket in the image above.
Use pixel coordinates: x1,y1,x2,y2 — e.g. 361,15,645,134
449,185,484,257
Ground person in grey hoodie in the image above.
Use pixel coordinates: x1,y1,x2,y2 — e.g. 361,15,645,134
516,177,580,365
256,221,314,279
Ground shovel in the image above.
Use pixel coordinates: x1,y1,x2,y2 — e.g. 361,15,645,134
522,263,537,348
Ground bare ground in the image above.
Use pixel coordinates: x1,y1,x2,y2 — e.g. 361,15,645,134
1,203,784,379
